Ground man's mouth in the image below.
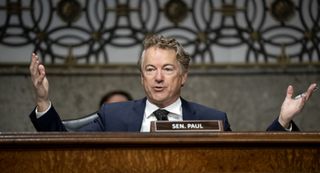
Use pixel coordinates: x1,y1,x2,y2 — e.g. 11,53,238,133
153,86,165,91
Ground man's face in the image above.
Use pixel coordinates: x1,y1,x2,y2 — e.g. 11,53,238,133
141,47,187,108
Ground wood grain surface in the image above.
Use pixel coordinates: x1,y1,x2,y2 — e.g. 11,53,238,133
1,132,319,173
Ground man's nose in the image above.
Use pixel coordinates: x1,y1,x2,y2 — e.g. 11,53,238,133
155,69,164,82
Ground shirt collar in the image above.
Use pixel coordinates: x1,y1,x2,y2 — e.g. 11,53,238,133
145,98,182,118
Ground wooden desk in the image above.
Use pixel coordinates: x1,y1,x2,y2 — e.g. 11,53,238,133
0,132,319,173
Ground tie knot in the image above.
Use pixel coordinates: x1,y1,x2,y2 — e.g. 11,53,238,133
153,109,169,120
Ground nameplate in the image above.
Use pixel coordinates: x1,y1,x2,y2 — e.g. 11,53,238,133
150,120,223,132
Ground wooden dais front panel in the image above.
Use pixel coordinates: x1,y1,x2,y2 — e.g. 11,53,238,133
0,132,319,173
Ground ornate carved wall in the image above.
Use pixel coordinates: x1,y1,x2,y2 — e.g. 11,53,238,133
0,0,319,65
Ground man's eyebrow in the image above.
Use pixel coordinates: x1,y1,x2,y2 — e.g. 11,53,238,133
143,64,176,69
144,64,155,68
163,64,175,68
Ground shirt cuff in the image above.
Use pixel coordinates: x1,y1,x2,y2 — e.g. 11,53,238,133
35,101,51,118
284,123,293,131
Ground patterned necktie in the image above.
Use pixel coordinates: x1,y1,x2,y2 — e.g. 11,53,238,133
153,109,169,121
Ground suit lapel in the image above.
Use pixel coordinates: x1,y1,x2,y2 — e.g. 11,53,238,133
126,97,196,131
181,98,197,120
127,98,147,131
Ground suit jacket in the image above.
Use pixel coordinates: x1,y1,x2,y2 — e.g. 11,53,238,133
29,97,298,132
30,97,232,131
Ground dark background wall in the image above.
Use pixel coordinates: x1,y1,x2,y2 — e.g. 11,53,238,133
0,66,319,132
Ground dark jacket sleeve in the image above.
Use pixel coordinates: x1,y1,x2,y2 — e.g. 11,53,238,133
223,113,232,131
266,117,300,131
29,106,67,131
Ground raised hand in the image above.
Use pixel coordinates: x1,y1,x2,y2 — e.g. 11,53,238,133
278,83,317,128
29,53,50,112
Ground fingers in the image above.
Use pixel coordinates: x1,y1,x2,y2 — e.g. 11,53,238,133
38,64,46,84
304,83,317,101
292,83,317,102
30,53,47,87
286,85,294,99
30,53,42,77
29,53,38,76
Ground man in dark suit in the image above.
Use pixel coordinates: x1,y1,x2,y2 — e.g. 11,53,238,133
29,34,317,132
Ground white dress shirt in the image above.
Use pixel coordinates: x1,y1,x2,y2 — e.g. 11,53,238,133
140,98,183,132
35,101,51,118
